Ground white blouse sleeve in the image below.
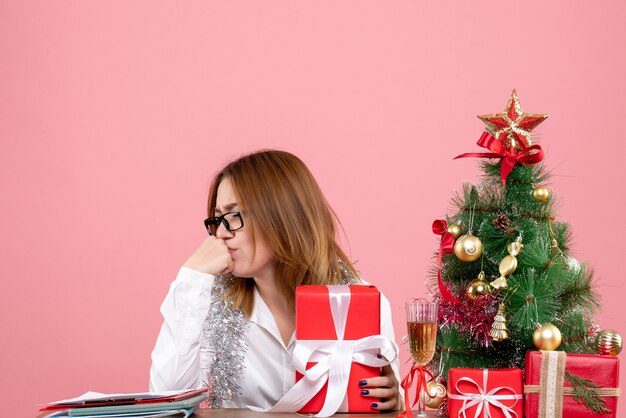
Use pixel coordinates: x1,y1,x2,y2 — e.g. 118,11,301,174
149,267,215,391
379,292,402,386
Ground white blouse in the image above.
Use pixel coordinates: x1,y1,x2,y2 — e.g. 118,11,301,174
149,267,401,409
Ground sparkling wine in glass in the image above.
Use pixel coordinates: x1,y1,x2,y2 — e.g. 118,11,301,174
407,320,437,365
406,300,438,417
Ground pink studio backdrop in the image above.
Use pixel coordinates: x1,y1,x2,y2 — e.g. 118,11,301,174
1,2,625,416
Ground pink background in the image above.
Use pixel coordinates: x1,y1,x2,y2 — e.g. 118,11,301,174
2,2,625,416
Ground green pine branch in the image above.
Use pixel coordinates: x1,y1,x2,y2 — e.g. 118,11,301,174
481,160,551,185
558,311,597,353
559,264,599,314
508,269,560,332
552,221,573,254
564,371,612,415
517,234,551,269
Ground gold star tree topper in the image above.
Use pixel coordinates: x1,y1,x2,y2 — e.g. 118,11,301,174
478,90,549,152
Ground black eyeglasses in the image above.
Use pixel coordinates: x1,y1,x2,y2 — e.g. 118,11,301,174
204,211,244,236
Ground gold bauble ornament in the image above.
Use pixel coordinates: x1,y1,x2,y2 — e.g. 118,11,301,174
454,234,483,262
422,380,447,409
533,323,562,351
596,329,623,356
447,223,462,239
532,186,550,202
467,272,491,300
499,255,518,276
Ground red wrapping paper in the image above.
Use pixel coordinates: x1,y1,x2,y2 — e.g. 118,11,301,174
295,285,381,413
524,351,620,418
447,368,523,418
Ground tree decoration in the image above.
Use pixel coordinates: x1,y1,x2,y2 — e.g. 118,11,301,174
532,185,550,202
477,90,549,151
507,239,524,256
432,220,461,303
454,204,483,262
595,329,623,356
455,90,548,184
490,303,509,342
533,323,562,350
492,214,512,233
423,380,447,409
490,237,523,290
454,234,483,262
447,223,462,239
466,271,491,300
548,220,567,263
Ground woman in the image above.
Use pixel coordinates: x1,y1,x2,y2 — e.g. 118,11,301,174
149,150,401,411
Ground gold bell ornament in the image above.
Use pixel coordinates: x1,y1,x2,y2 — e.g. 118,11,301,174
596,329,623,356
466,271,492,300
423,380,447,409
490,303,510,342
533,323,562,351
532,185,550,202
490,237,523,290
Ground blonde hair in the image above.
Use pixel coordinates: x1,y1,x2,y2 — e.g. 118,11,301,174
207,150,358,316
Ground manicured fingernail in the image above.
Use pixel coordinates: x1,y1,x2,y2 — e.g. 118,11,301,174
376,353,382,358
359,379,367,386
361,389,369,395
371,402,378,409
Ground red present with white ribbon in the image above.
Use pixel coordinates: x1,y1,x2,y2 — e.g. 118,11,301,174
448,368,523,418
249,285,398,417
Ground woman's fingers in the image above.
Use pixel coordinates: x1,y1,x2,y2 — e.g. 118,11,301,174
220,252,234,274
369,397,398,411
360,388,394,399
359,364,400,411
183,236,233,275
360,375,394,388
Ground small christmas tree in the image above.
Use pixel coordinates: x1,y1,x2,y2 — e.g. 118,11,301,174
430,90,600,379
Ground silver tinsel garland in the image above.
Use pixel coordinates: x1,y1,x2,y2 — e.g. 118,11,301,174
200,273,248,408
200,261,358,408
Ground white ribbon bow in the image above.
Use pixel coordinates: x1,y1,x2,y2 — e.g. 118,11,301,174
448,369,522,418
249,285,398,417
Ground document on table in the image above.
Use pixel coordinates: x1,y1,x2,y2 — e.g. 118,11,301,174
43,408,194,418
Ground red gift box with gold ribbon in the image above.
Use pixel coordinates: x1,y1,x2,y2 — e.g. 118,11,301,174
524,351,620,418
447,368,524,418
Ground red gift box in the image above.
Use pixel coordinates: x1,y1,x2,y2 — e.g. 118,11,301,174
295,285,383,414
524,351,620,418
448,368,523,418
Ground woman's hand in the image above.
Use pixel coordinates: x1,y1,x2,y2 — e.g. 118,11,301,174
183,236,233,275
359,364,401,411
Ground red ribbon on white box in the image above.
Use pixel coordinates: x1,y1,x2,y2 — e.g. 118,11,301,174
248,285,398,417
448,369,523,418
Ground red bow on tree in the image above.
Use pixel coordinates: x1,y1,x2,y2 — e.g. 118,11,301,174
432,220,460,303
455,132,544,184
456,90,548,184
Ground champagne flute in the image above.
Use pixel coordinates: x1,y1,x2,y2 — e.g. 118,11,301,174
406,299,438,417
